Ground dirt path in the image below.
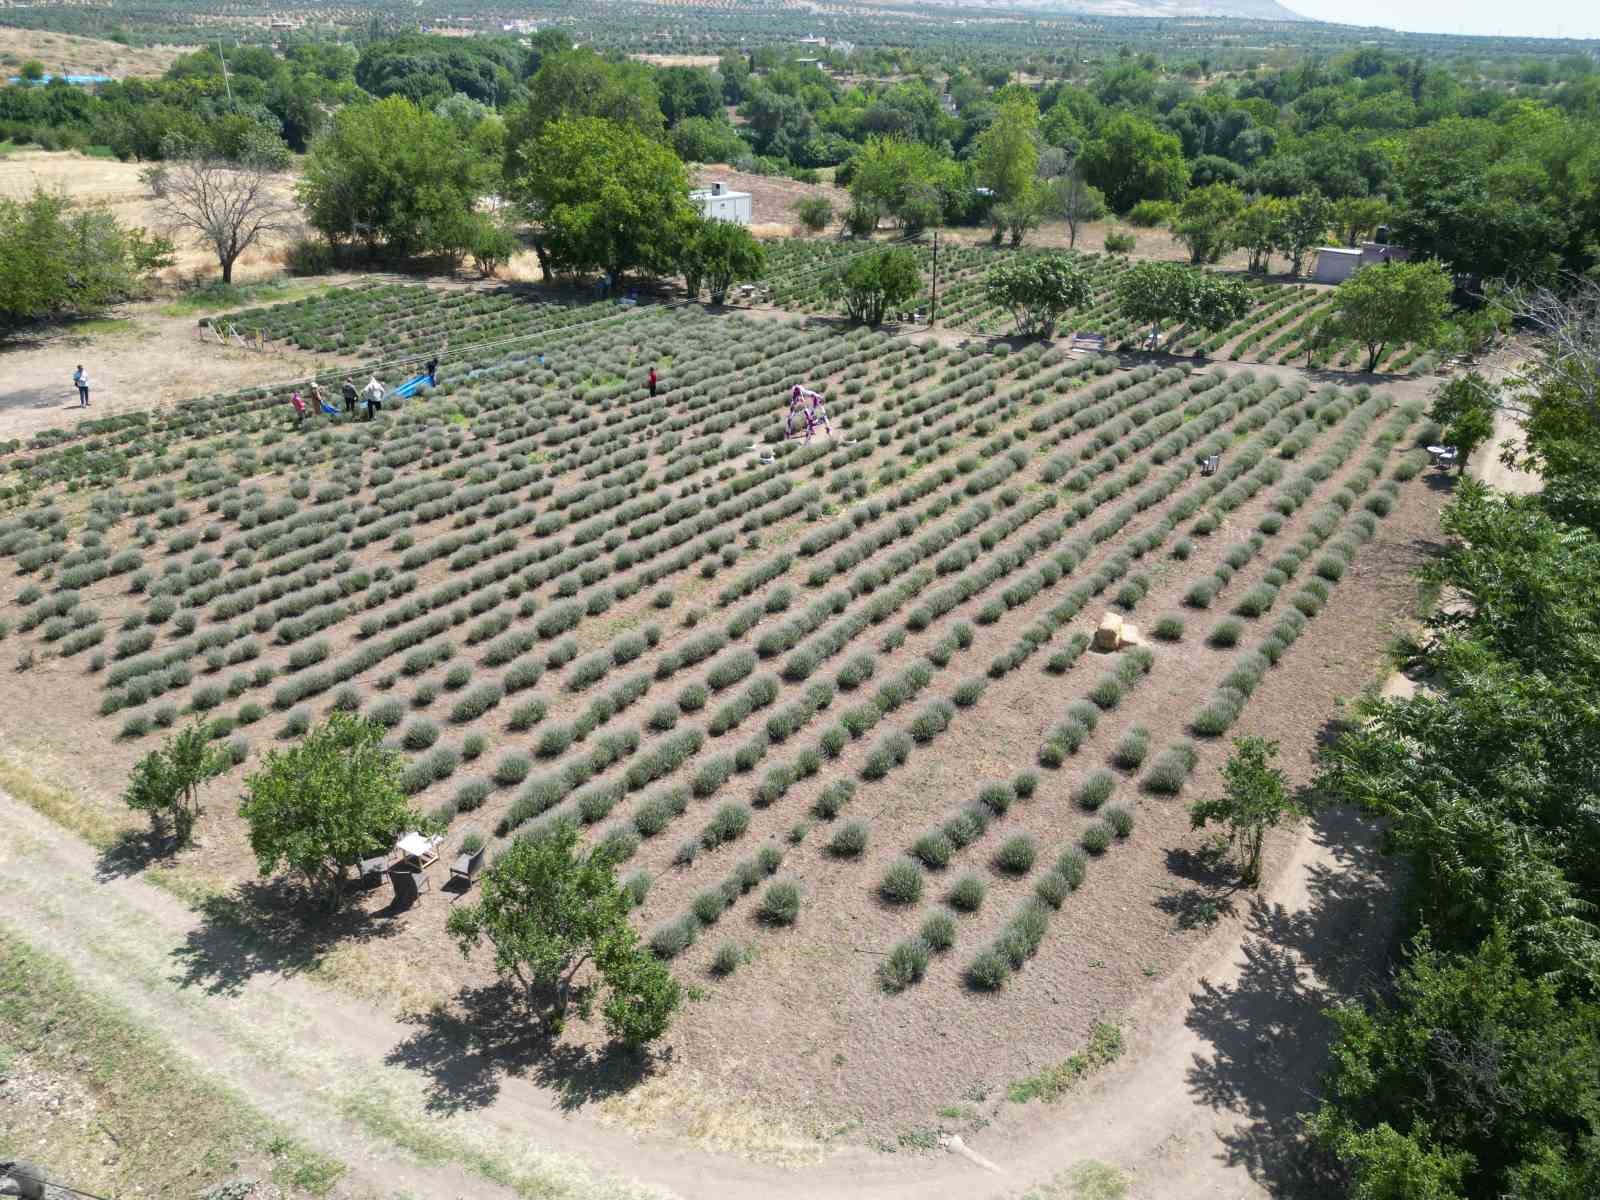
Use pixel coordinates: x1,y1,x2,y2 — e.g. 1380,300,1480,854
0,767,1398,1200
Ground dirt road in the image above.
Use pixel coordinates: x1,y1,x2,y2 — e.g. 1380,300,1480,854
0,762,1401,1200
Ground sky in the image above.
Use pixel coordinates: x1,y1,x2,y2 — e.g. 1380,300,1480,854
1284,0,1600,39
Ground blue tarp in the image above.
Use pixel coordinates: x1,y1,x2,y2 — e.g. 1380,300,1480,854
392,373,431,399
6,74,113,86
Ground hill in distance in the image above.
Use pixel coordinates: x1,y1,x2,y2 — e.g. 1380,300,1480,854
944,0,1308,21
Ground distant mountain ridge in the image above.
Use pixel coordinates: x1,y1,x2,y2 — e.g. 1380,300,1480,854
940,0,1309,21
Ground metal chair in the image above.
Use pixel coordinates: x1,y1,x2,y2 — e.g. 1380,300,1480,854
390,867,430,905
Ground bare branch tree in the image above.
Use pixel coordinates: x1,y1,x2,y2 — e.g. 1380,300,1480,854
157,154,296,284
1514,277,1600,412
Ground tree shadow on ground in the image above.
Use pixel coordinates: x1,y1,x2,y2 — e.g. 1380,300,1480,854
1156,843,1245,931
95,826,173,881
1180,803,1399,1199
384,981,659,1115
167,875,406,998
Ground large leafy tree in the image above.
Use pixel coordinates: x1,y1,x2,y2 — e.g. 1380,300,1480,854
1079,112,1187,215
679,217,765,305
1234,196,1284,273
507,116,695,281
238,714,415,909
984,254,1092,338
298,96,483,258
849,136,963,234
446,823,680,1045
1328,259,1453,372
1310,931,1600,1200
1311,306,1600,1195
354,33,521,108
1273,191,1333,277
511,48,664,142
1115,260,1251,349
972,99,1040,204
828,246,922,326
0,190,171,334
1172,182,1245,264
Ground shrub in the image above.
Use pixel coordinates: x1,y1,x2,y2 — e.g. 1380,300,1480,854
949,874,986,912
1184,580,1217,609
1316,555,1346,581
1207,619,1244,648
966,948,1010,991
1081,822,1113,854
677,682,708,712
879,858,924,904
758,880,801,926
826,820,868,858
402,719,439,751
921,912,956,953
493,754,531,786
692,889,728,926
879,939,930,993
814,779,855,818
1035,870,1071,909
1013,770,1039,799
1144,739,1200,793
1153,616,1184,642
978,781,1015,816
710,940,743,977
912,830,953,869
952,678,985,707
995,834,1037,876
702,802,751,848
649,915,698,959
1105,804,1135,838
1113,726,1151,769
1079,768,1118,810
1088,674,1123,709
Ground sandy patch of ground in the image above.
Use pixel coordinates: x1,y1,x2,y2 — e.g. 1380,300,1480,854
0,28,192,80
630,54,724,69
693,163,850,235
0,148,305,281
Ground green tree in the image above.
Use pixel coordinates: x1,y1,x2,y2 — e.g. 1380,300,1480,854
1309,931,1600,1200
1173,182,1245,264
510,47,665,143
1274,191,1333,277
0,190,171,334
446,823,679,1045
1234,196,1284,273
679,217,765,305
670,114,745,165
1079,112,1187,215
1332,195,1390,246
298,96,483,258
849,136,962,233
827,246,921,326
1428,372,1497,471
792,195,833,235
1188,736,1299,886
1039,157,1105,250
238,714,415,909
123,722,229,847
1329,259,1453,372
1115,260,1250,350
972,99,1040,204
508,116,694,281
19,60,45,82
984,254,1092,338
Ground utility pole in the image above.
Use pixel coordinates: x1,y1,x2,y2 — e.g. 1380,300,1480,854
930,229,939,328
217,38,233,104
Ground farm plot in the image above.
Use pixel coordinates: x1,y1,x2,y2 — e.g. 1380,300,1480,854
757,238,1427,371
0,282,1439,1134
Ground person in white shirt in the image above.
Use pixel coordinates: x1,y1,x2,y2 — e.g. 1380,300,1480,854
72,364,90,407
362,376,385,420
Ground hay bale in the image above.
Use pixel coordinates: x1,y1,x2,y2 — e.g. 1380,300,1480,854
1093,612,1123,652
1118,623,1144,649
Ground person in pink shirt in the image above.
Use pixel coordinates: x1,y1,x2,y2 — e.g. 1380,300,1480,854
290,389,306,426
